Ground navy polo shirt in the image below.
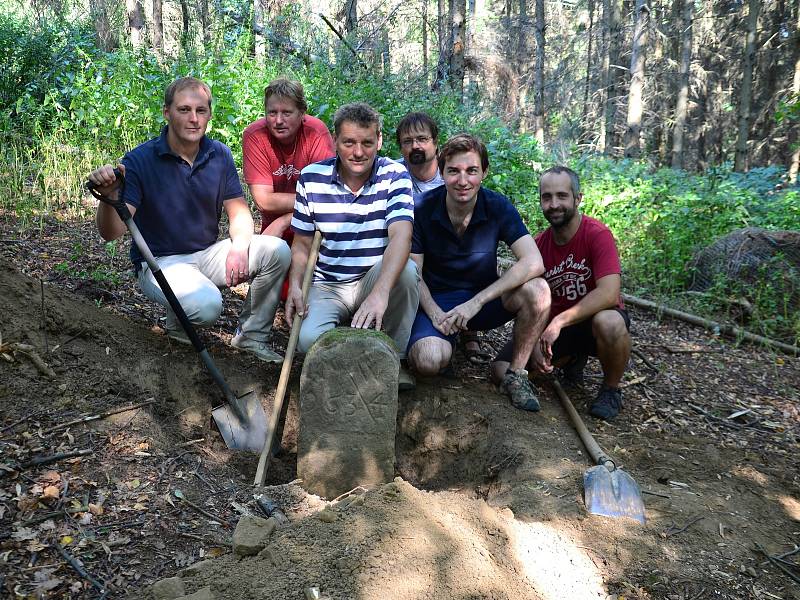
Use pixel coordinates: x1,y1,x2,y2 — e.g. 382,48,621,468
412,186,530,293
120,127,244,267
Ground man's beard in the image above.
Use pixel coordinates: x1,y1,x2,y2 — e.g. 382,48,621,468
408,150,427,165
545,205,576,228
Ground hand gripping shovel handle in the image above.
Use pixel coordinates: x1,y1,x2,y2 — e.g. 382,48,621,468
254,230,322,487
552,379,616,472
87,169,245,420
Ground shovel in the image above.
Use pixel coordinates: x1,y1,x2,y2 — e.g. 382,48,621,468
254,230,322,486
87,170,268,452
552,379,646,523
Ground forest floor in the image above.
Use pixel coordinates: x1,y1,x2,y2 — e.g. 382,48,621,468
1,215,799,600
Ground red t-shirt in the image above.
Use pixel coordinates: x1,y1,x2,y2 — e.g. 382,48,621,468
242,115,335,237
535,215,624,320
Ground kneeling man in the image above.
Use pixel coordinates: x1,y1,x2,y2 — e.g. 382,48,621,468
285,102,420,389
407,134,551,410
495,166,631,420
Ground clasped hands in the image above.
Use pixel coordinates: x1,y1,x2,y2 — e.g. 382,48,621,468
429,298,481,336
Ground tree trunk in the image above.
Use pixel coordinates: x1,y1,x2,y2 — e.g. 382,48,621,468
199,0,210,47
449,0,466,97
422,0,429,83
734,0,761,172
344,0,358,34
89,0,117,52
533,0,545,143
598,0,611,152
434,0,449,90
603,0,622,155
126,0,145,49
582,0,595,136
790,3,800,183
671,0,693,169
152,0,163,55
179,0,191,54
254,0,265,59
623,0,648,158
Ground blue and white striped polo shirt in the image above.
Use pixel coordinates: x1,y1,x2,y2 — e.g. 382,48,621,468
291,156,414,283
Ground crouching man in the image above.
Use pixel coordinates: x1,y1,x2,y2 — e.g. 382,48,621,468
88,77,290,362
407,134,551,410
494,166,631,420
284,102,420,390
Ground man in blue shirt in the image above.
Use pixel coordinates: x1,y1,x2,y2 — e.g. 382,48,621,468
88,77,290,362
285,102,420,389
407,134,551,410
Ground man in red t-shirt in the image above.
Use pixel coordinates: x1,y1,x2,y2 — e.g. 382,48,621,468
495,166,631,420
243,78,335,241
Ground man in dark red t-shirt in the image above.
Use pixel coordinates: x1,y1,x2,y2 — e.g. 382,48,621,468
242,78,335,241
495,166,631,420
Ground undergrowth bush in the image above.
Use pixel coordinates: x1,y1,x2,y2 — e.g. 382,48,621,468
1,12,798,342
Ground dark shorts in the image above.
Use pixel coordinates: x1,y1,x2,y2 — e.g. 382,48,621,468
407,288,516,350
495,308,631,363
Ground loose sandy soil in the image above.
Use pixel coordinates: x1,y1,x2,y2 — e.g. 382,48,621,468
1,219,799,599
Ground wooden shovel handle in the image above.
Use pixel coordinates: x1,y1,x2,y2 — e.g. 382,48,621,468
254,231,322,486
552,379,616,472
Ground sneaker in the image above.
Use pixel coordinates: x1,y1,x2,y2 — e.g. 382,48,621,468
590,385,623,420
398,365,416,392
560,353,588,386
500,369,540,411
231,331,283,364
166,327,191,346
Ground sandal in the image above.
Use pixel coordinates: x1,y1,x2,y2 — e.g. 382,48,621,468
461,330,492,364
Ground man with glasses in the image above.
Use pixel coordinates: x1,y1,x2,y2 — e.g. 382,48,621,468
395,112,444,205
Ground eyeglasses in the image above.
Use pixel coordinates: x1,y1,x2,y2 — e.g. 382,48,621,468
400,135,433,147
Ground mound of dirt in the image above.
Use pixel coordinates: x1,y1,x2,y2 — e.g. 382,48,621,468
146,477,604,600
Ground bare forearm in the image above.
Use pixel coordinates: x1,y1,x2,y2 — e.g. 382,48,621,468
552,285,618,329
473,257,539,307
228,215,254,249
250,188,296,214
418,278,440,318
96,203,128,241
373,235,411,296
288,235,312,289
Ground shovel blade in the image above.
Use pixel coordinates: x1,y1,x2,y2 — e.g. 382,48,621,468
584,465,646,524
211,392,268,453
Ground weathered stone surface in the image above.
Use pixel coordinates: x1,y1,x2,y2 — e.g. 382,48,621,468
175,588,215,600
232,515,277,557
297,327,399,498
152,577,185,600
180,559,214,577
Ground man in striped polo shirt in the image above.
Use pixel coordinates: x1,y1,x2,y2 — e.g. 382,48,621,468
285,102,420,389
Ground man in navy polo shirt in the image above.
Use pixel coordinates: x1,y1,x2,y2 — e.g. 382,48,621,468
88,77,290,362
284,102,420,390
407,133,551,410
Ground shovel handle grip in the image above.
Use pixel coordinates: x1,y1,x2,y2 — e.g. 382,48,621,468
552,379,616,471
86,168,132,221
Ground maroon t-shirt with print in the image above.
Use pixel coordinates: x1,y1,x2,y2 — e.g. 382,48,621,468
535,215,624,319
242,115,334,236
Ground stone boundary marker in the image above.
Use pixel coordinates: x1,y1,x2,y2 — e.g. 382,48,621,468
297,328,399,498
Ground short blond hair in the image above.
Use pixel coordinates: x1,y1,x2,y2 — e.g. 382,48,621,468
264,78,308,114
164,77,212,109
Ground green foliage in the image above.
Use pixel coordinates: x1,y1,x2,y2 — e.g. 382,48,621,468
1,12,798,343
